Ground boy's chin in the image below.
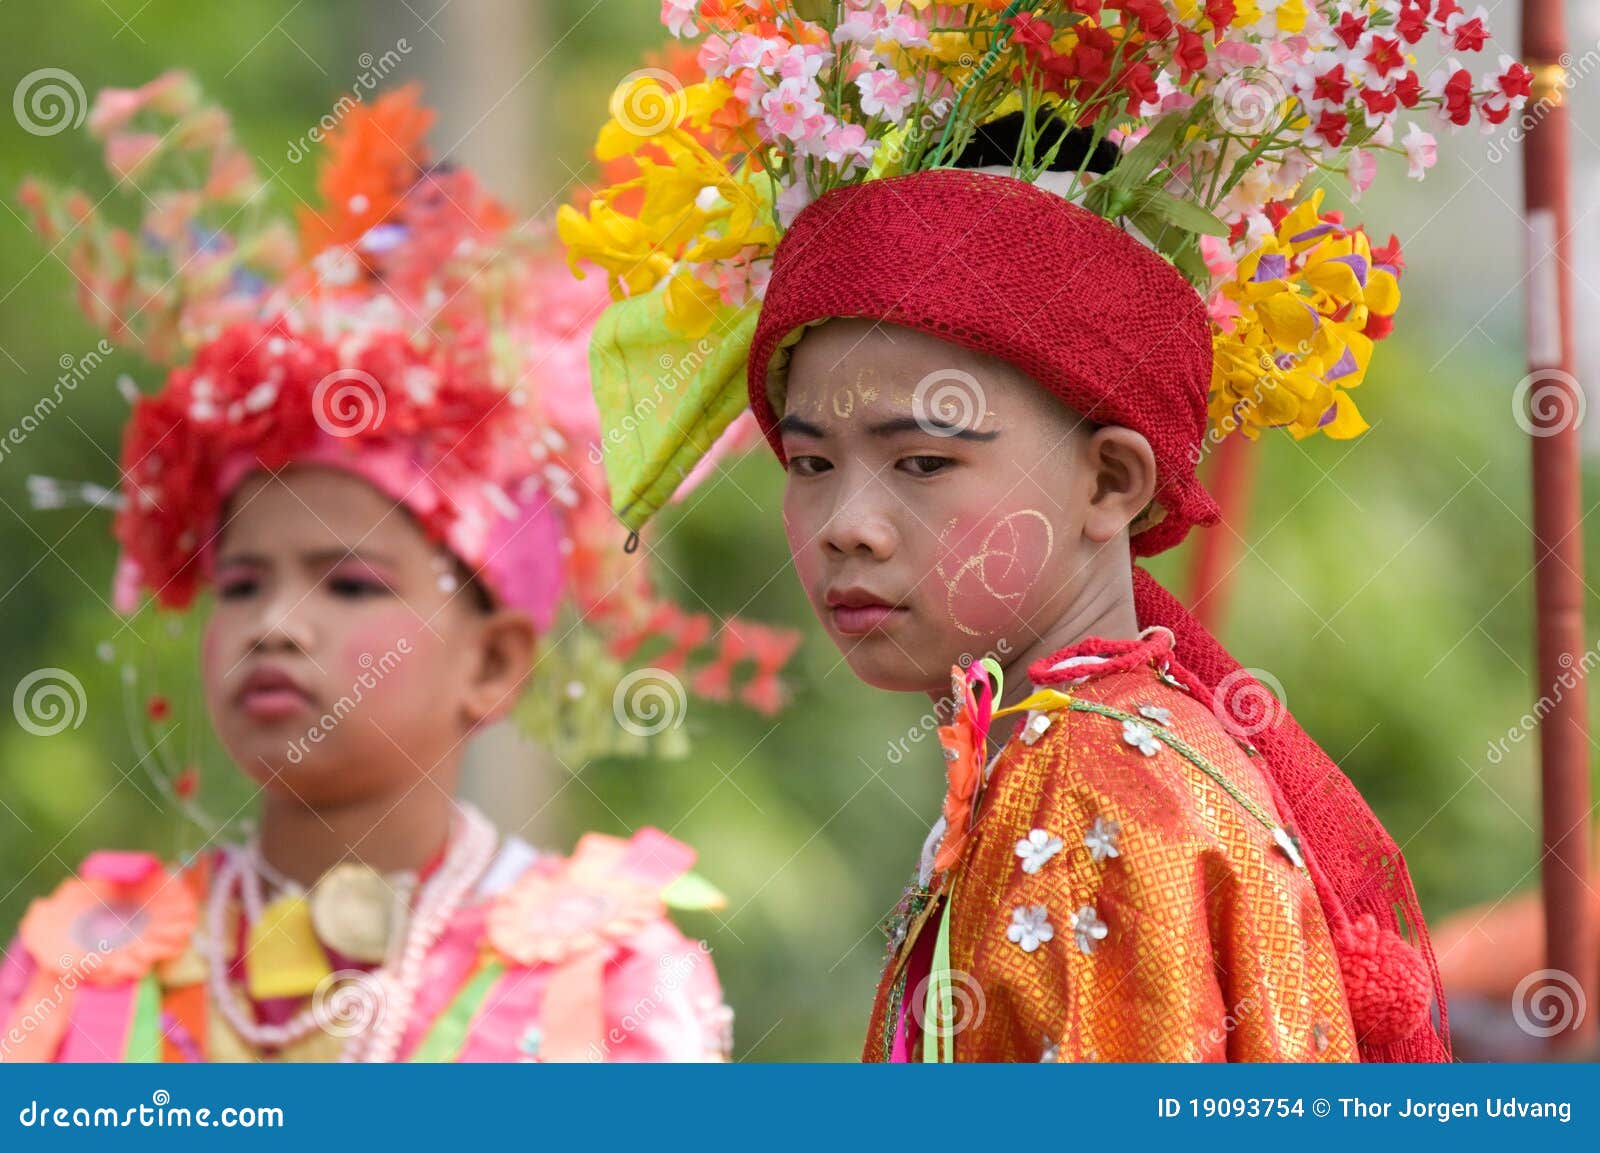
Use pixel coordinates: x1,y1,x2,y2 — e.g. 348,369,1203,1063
835,641,950,696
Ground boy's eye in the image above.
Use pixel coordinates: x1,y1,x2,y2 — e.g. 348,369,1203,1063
216,575,259,600
327,571,393,599
787,455,832,477
897,455,954,478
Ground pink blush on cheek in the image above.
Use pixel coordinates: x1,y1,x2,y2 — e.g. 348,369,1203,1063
936,508,1057,635
338,614,423,681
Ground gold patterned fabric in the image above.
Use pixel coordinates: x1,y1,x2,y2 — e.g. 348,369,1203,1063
864,635,1359,1062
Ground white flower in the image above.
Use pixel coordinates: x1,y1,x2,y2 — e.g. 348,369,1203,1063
1137,704,1171,727
1084,817,1122,863
1014,829,1064,875
1070,905,1108,955
1157,662,1188,691
1121,719,1161,756
1006,905,1055,953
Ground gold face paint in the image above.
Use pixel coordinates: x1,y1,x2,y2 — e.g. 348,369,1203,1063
936,509,1055,637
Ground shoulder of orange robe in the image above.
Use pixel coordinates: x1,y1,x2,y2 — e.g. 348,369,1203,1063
0,824,732,1063
869,635,1434,1062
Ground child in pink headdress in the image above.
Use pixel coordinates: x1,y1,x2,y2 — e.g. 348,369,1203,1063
0,78,787,1063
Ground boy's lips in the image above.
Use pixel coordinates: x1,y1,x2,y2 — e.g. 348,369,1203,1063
235,665,316,721
825,587,908,636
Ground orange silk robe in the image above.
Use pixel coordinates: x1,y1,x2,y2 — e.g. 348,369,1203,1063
864,637,1359,1062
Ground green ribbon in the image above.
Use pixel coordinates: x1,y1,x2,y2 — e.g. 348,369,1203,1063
122,973,164,1062
407,960,505,1063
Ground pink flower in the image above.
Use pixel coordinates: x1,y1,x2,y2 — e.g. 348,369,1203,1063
661,0,698,38
881,11,930,48
822,121,874,173
106,132,163,180
833,6,883,45
775,42,828,83
1402,121,1437,179
856,67,914,121
1346,148,1377,200
776,179,815,227
760,77,824,139
727,33,780,75
88,88,146,138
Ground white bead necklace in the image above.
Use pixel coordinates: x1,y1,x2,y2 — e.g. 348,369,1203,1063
204,803,497,1062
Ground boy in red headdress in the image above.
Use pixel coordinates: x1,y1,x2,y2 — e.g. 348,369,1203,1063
564,0,1528,1061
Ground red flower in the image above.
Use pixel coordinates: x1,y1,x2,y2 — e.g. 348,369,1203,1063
1312,108,1349,148
1333,10,1367,48
1174,26,1209,84
1359,86,1399,116
1202,0,1234,42
1122,62,1160,114
174,765,199,799
1442,67,1475,125
146,695,170,722
1478,96,1511,125
1433,0,1463,24
1396,2,1430,44
1498,60,1533,100
1370,234,1406,276
1312,63,1351,106
1450,14,1489,52
1365,35,1405,80
1117,0,1172,39
1392,70,1423,107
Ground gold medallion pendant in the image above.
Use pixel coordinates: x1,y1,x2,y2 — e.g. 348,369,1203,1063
309,864,400,964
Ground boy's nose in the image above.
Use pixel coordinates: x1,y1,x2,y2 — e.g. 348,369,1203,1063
249,593,315,654
821,488,899,559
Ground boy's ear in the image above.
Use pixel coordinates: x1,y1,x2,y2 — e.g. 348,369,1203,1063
461,609,537,729
1082,425,1159,544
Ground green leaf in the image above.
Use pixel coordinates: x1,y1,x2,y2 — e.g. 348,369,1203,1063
1134,188,1230,238
662,870,728,911
1105,109,1191,192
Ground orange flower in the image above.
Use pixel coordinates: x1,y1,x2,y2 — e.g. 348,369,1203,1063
298,84,434,255
20,852,198,985
487,868,662,968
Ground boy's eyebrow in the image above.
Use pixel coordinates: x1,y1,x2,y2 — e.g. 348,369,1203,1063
777,413,828,438
214,548,397,567
864,416,1001,442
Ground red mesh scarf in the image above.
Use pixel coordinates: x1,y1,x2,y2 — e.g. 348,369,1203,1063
750,169,1449,1062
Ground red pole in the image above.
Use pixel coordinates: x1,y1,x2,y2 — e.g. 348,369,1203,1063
1521,0,1596,1052
1186,433,1258,632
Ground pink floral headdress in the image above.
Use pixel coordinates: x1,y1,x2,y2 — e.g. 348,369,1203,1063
23,75,798,777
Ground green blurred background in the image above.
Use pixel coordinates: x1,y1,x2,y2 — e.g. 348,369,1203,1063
2,0,1597,1061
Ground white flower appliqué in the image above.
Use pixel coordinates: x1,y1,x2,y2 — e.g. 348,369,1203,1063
1070,905,1108,955
1014,828,1064,875
1006,905,1055,953
1121,719,1160,756
1083,817,1122,863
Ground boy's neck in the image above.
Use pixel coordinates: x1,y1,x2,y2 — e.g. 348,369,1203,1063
256,777,462,890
